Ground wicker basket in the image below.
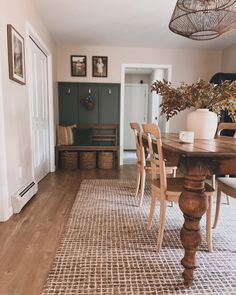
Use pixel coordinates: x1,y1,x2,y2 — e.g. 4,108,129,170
98,152,113,169
79,151,96,169
61,151,78,170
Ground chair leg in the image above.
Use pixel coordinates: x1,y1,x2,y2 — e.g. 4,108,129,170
225,195,230,205
212,188,222,229
147,190,158,230
135,168,141,198
156,196,167,252
138,169,146,207
206,195,213,252
224,175,230,205
212,174,216,190
173,168,177,178
168,201,174,207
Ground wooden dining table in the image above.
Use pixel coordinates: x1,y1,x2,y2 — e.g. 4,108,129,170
143,133,236,287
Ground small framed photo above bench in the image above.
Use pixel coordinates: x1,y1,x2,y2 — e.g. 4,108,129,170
92,56,108,77
71,55,87,77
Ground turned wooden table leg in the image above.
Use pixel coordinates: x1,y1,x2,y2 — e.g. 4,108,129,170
179,175,208,287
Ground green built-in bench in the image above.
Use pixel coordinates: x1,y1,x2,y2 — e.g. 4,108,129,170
55,124,120,168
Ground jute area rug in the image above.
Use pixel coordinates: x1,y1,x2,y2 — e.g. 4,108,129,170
41,179,236,295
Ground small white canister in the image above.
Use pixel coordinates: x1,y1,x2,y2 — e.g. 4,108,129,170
179,131,194,143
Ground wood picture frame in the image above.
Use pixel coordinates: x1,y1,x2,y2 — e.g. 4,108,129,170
7,24,26,85
92,56,108,77
71,55,87,77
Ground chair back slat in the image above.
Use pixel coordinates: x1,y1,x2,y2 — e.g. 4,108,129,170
130,122,145,166
142,123,167,191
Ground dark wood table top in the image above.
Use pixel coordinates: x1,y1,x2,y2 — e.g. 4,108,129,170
161,133,236,158
158,133,236,177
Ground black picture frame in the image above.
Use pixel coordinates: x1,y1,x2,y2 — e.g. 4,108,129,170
7,24,26,85
92,56,108,77
71,55,86,77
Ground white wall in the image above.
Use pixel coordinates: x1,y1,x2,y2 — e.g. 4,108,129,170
56,45,222,132
0,0,56,221
222,43,236,72
125,74,150,84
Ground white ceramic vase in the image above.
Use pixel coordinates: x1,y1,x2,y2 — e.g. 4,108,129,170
186,109,218,139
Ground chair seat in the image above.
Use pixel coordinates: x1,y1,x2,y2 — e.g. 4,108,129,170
137,160,176,173
137,160,151,171
218,177,236,189
152,177,214,198
217,177,236,198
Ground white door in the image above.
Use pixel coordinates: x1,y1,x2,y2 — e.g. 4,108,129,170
124,84,148,150
29,38,50,182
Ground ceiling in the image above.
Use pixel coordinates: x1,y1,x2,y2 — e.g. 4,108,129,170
32,0,236,50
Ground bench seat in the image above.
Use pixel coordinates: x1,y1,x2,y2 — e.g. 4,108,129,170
55,124,120,168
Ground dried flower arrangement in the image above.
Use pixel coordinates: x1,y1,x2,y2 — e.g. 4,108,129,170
151,79,236,121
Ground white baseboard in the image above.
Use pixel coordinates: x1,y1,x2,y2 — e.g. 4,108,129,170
0,206,13,222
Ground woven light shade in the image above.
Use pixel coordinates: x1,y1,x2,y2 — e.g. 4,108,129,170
169,0,236,40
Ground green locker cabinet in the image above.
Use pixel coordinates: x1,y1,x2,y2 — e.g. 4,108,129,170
59,83,78,125
99,84,120,124
78,84,99,124
58,82,120,125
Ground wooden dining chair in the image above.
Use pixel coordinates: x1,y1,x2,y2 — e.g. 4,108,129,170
130,122,177,207
211,122,236,228
130,122,150,206
142,123,214,252
211,122,236,229
212,177,236,229
212,122,236,192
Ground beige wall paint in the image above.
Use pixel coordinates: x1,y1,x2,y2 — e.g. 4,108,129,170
0,0,55,220
222,43,236,72
56,45,221,85
56,45,222,132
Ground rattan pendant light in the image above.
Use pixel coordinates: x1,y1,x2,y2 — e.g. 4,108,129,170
169,0,236,40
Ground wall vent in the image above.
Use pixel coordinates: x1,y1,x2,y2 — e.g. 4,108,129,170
11,181,38,213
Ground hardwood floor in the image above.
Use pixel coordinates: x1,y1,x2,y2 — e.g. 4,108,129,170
0,166,136,295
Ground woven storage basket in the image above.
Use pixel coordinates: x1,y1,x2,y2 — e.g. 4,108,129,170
61,151,78,170
98,152,113,169
79,151,96,169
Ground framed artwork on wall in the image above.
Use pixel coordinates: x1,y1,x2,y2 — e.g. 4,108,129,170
92,56,108,77
71,55,87,77
7,24,26,85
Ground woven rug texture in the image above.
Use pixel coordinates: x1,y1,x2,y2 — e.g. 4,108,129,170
41,179,236,295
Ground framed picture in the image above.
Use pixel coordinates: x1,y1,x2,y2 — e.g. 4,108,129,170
71,55,86,77
92,56,108,77
7,24,26,85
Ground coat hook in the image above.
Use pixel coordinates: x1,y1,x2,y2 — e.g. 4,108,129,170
88,89,91,94
68,88,71,94
109,89,112,94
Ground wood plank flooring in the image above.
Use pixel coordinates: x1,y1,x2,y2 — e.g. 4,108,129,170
0,166,136,295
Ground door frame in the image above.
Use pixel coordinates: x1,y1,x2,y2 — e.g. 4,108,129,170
0,54,11,221
120,63,172,165
26,23,55,178
124,83,148,150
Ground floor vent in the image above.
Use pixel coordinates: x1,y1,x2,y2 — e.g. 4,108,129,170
12,181,38,213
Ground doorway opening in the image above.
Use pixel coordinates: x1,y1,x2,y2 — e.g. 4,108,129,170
120,64,172,166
